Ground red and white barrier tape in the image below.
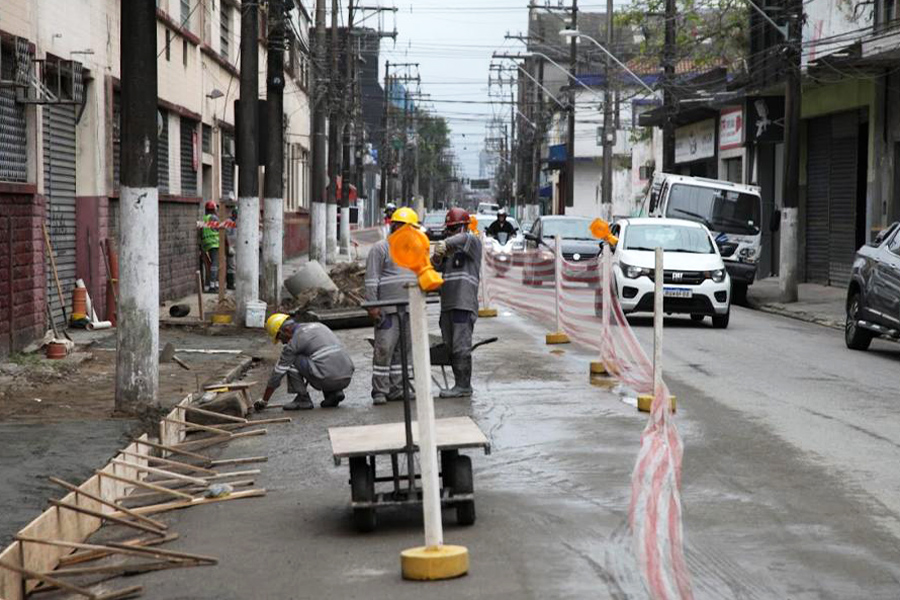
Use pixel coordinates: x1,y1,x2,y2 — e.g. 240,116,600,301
480,238,693,599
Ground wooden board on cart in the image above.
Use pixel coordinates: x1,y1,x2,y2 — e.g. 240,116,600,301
329,416,489,464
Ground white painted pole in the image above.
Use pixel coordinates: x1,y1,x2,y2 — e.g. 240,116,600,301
326,203,338,264
311,202,326,261
408,285,444,549
653,247,664,396
339,206,351,256
554,234,563,334
601,244,611,333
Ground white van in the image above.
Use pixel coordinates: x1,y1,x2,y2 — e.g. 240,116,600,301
477,202,500,215
647,173,763,302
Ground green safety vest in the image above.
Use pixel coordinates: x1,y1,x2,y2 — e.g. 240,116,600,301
201,215,220,251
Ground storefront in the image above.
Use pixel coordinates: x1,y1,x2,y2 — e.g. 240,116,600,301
674,119,717,177
718,106,745,184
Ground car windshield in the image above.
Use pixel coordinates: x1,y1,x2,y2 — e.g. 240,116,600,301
423,213,446,225
541,218,594,240
623,224,715,254
666,184,761,235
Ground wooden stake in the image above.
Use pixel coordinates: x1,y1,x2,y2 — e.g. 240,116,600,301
94,585,144,600
16,536,215,564
196,270,205,321
118,450,216,475
0,559,96,598
144,470,260,488
58,534,179,566
116,479,255,503
132,439,211,462
110,459,208,486
109,488,267,517
47,477,168,531
163,417,231,436
103,541,217,564
173,428,266,451
210,456,268,467
48,499,165,536
181,405,248,423
97,470,194,501
45,560,199,577
189,417,290,432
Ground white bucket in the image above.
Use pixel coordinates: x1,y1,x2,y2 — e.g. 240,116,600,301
245,301,267,329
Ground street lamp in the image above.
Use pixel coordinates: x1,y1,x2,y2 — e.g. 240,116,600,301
558,29,655,94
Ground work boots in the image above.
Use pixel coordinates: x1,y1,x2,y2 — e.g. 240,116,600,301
439,357,473,398
321,390,345,408
283,394,314,411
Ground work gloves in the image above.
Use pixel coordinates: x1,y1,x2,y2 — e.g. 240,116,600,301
433,240,448,260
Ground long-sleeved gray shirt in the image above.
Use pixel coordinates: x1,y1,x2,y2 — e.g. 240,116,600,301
435,232,482,314
268,322,355,388
364,239,416,313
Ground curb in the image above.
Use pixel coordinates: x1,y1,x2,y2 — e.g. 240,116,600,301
746,300,844,332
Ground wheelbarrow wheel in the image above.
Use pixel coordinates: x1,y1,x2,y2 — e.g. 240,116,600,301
350,457,376,533
453,455,476,526
441,449,459,491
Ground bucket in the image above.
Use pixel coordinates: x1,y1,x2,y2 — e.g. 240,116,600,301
71,287,87,321
46,342,68,360
245,301,267,329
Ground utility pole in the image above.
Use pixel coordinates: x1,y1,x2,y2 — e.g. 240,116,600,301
236,0,260,322
779,0,802,302
311,0,327,261
379,61,390,213
263,0,285,306
340,0,354,256
601,0,614,219
564,0,578,215
116,0,159,414
326,0,340,263
510,89,516,209
662,0,676,171
402,89,410,207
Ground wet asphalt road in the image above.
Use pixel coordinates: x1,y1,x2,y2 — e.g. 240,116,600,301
117,305,900,599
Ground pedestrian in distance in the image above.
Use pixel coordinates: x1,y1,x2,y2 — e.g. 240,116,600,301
432,207,482,398
198,200,220,292
255,314,356,411
365,207,418,406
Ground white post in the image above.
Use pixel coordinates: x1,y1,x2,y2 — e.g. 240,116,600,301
236,196,260,322
311,201,326,261
653,247,664,395
408,285,443,549
601,244,611,333
554,234,563,333
262,197,283,305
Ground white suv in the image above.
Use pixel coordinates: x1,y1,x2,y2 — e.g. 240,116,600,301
603,218,732,328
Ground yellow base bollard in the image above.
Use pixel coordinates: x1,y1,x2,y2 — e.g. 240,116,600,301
478,307,498,318
589,360,610,376
636,395,677,413
401,545,470,581
545,332,570,345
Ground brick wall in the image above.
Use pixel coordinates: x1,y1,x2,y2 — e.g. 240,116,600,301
109,197,201,302
0,189,46,357
284,210,310,259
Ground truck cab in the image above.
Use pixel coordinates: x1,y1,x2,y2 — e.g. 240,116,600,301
647,173,763,302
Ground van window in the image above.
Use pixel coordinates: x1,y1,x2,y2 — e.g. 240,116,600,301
666,184,761,235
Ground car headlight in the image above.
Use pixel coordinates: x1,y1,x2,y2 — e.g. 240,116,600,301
710,269,726,283
622,262,650,279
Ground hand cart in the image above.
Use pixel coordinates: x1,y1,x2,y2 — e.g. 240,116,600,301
329,298,491,532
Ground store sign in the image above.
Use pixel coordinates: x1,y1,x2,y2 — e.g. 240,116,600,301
719,107,744,151
674,119,716,164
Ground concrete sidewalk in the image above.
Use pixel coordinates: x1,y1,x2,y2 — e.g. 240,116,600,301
747,276,846,330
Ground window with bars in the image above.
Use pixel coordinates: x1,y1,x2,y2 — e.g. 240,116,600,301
180,0,192,31
158,111,169,194
180,117,198,196
202,123,212,154
0,42,28,183
221,131,235,197
220,5,232,61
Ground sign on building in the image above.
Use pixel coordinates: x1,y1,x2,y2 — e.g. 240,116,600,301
674,119,715,164
719,107,744,151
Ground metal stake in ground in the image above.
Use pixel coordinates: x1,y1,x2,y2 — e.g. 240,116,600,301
546,234,570,344
400,285,469,581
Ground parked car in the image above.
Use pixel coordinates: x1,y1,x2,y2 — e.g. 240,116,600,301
521,216,602,285
423,211,447,241
602,217,732,328
845,221,900,350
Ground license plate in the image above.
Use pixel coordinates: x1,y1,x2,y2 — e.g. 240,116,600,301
663,287,693,298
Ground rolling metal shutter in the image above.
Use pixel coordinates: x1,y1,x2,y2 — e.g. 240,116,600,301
43,104,77,329
158,110,169,194
180,117,197,196
827,113,859,288
805,117,830,284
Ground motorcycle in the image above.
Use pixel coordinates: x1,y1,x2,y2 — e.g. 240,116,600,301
486,231,515,278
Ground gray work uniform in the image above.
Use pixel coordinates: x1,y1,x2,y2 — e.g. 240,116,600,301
267,322,355,398
436,232,482,361
365,239,416,398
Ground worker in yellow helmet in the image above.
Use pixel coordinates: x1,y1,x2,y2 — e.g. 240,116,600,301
255,313,355,411
364,207,418,406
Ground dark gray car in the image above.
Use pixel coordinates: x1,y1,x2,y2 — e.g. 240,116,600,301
845,221,900,350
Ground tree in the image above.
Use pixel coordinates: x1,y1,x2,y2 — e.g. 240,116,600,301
416,113,453,208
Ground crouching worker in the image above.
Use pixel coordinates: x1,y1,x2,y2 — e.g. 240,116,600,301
255,313,355,411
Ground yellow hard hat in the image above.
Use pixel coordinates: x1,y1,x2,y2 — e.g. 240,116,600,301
265,313,290,343
391,207,419,225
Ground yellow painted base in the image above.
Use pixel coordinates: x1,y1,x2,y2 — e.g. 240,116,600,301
589,361,610,376
478,307,498,318
211,313,233,324
545,332,570,345
637,395,677,413
401,545,470,581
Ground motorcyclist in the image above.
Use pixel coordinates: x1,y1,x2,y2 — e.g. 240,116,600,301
432,207,482,398
383,202,397,225
485,207,517,244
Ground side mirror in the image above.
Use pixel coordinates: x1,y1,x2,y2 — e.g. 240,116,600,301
770,209,781,233
649,191,659,214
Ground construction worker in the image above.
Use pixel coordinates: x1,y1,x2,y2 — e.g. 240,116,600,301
222,206,237,290
485,207,517,242
432,207,482,398
365,207,418,406
383,202,397,225
198,200,220,292
255,314,355,411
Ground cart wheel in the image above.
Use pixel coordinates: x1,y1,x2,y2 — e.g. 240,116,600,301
453,455,476,526
350,457,376,533
441,449,459,491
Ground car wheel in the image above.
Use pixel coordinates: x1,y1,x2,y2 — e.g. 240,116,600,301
845,293,873,351
690,314,705,323
711,309,730,329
